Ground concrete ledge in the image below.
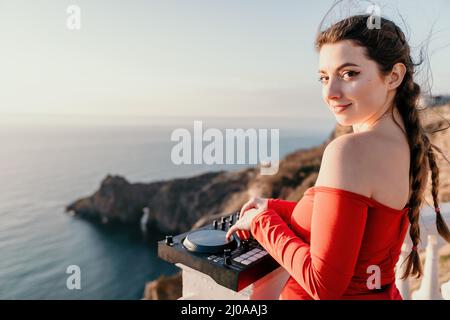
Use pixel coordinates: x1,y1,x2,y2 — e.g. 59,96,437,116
176,263,290,300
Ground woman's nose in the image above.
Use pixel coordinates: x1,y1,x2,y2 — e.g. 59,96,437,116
324,78,342,100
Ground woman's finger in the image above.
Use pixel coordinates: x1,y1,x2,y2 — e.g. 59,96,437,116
225,225,238,241
239,204,254,219
239,199,257,219
236,230,245,240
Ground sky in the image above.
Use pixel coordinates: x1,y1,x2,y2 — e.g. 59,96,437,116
0,0,449,124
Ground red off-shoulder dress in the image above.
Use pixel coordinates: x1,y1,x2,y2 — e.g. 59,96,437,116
250,186,410,300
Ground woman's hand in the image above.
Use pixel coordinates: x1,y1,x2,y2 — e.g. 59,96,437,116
238,196,268,219
225,196,269,241
225,208,261,241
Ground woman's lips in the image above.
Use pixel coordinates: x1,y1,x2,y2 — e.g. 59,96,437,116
333,103,352,114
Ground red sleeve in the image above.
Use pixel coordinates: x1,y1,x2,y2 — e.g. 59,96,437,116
267,199,297,224
251,189,369,300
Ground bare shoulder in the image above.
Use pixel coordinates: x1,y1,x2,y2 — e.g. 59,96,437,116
316,131,410,209
315,133,372,197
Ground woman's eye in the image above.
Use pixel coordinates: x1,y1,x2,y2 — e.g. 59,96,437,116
342,71,359,80
318,76,328,83
318,71,358,84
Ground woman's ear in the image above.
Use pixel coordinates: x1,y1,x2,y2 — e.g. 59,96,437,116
386,63,407,90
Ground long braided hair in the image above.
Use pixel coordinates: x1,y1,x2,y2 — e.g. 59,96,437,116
315,15,450,279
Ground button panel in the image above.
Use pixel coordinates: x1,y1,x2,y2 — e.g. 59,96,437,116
207,247,269,267
231,248,269,266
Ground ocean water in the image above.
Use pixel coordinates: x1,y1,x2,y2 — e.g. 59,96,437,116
0,118,333,299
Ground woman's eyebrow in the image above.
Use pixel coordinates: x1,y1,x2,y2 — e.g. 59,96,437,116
319,62,360,73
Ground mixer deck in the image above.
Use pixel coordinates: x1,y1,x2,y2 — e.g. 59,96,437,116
157,212,279,292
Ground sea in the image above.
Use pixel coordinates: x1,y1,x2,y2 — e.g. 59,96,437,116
0,115,336,299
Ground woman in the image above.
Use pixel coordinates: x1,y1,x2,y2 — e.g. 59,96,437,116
226,14,450,300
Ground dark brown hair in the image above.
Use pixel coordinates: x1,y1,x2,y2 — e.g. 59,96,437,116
315,15,450,279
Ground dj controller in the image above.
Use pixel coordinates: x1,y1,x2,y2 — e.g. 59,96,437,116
158,212,279,292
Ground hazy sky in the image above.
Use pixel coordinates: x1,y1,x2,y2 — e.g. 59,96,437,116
0,0,449,122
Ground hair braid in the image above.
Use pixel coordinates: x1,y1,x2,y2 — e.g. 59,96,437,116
395,75,427,279
424,135,450,243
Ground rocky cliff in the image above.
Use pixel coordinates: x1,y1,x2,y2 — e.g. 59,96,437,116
66,125,348,234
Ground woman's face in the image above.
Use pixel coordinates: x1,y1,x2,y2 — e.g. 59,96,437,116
318,40,390,127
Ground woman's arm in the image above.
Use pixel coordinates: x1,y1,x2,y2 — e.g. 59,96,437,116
250,136,371,299
251,191,368,299
266,199,297,224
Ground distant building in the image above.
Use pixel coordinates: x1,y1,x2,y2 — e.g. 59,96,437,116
420,95,450,108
